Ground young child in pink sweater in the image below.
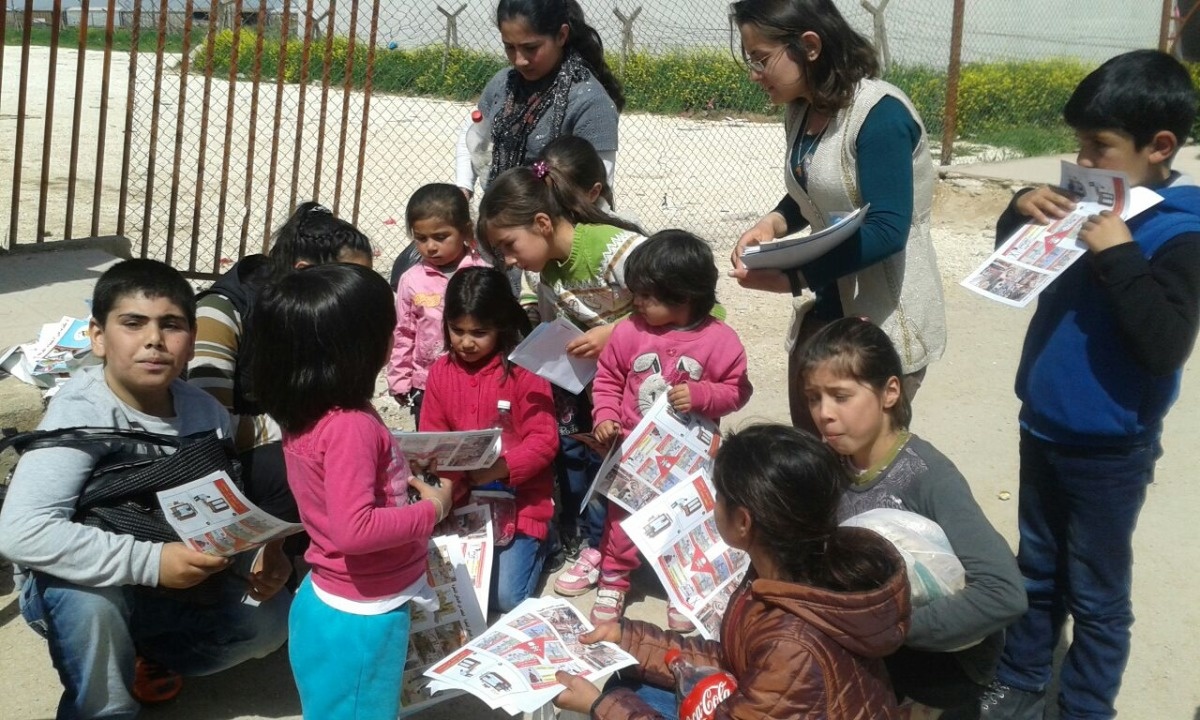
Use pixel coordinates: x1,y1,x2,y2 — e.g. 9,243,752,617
251,263,454,720
387,183,490,426
590,230,753,628
419,266,560,613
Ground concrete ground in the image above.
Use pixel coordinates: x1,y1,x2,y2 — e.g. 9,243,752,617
2,151,1199,718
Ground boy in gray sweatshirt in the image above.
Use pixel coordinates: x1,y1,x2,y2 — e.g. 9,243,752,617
0,259,290,719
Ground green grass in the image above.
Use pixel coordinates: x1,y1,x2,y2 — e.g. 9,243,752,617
5,25,211,54
6,27,1105,157
967,126,1077,157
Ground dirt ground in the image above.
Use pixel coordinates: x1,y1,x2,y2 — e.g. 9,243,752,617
2,45,1199,720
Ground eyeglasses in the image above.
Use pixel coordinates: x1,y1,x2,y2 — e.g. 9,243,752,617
743,46,785,74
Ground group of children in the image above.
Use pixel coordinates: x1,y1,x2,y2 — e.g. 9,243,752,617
0,46,1196,720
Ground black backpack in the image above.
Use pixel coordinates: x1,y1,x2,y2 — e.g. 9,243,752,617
0,426,242,542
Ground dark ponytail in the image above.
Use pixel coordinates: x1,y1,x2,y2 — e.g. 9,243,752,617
713,425,899,592
496,0,626,112
561,0,625,111
478,165,644,249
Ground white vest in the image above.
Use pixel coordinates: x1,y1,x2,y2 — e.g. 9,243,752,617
783,77,946,374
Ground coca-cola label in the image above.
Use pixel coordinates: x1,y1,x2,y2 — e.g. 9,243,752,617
680,673,737,720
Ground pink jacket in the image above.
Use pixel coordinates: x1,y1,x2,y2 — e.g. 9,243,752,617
593,315,753,432
419,353,559,541
387,253,491,396
283,408,437,601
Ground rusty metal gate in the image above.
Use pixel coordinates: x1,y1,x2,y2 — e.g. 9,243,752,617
1,0,466,279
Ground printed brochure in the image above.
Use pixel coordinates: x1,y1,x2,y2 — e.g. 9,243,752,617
622,472,748,640
961,161,1162,308
390,429,501,471
582,394,720,513
424,597,637,715
401,504,492,713
156,470,303,557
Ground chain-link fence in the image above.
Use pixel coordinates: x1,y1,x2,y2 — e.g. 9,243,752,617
2,0,1167,268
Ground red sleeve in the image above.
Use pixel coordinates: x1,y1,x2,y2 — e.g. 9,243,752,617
503,368,559,487
321,415,437,555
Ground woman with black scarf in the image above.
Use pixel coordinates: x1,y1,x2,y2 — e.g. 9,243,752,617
454,0,624,199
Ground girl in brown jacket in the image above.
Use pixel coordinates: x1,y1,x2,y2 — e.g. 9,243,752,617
553,424,912,719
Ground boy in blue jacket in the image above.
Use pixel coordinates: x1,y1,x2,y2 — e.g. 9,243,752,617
980,50,1200,720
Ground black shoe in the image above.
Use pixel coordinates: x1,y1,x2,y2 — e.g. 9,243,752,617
978,680,1045,720
542,549,566,575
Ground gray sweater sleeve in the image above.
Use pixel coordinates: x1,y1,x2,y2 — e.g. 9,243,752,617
0,367,232,588
900,437,1027,652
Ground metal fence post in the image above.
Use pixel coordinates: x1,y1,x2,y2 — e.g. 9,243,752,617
939,0,965,167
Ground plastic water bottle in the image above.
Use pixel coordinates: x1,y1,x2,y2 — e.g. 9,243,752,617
665,649,738,720
465,109,492,179
473,399,517,545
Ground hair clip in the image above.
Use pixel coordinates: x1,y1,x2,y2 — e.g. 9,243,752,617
531,160,550,179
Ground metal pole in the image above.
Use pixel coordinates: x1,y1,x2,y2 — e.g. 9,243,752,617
1161,0,1175,52
939,0,965,167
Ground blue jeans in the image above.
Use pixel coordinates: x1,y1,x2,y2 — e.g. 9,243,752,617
556,436,606,550
604,674,678,718
491,532,548,613
289,576,411,720
20,558,291,720
996,431,1157,720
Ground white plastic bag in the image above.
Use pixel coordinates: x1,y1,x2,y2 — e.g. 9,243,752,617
841,508,965,607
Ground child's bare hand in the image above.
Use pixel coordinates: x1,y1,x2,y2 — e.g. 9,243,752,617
667,384,693,413
410,473,454,512
593,420,622,447
1016,185,1077,224
159,542,230,589
566,325,615,359
580,622,622,645
247,539,291,601
552,671,602,714
1078,210,1132,253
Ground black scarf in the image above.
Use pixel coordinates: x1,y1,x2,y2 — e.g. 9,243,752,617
487,51,592,186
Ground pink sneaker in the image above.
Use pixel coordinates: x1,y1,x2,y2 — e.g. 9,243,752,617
667,605,696,633
590,588,626,625
554,547,602,597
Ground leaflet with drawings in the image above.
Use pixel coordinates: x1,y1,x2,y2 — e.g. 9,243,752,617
401,503,492,713
156,470,303,557
622,472,748,641
581,394,720,514
738,204,868,271
961,161,1163,308
507,316,598,394
423,597,637,716
0,315,98,391
390,428,501,471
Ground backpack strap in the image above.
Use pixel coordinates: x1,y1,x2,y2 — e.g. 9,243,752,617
0,426,183,456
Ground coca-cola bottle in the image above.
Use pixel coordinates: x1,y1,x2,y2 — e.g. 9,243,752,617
665,648,737,720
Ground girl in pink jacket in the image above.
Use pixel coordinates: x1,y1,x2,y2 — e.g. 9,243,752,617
590,230,754,629
387,183,490,425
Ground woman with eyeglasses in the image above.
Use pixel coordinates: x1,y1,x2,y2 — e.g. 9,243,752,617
728,0,946,437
